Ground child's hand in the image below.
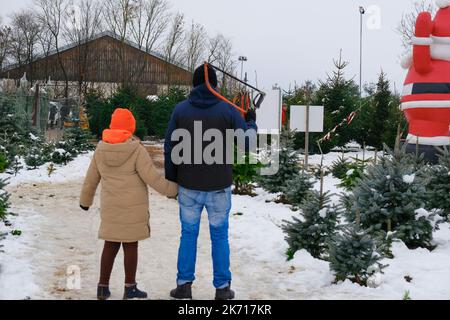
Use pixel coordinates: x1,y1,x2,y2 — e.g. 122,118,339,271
80,205,90,211
167,194,178,200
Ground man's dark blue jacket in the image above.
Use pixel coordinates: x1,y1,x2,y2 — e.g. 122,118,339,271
164,84,257,191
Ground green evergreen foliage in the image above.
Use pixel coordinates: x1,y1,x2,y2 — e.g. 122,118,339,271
232,150,261,196
0,178,11,220
282,171,315,206
426,147,450,221
258,128,301,193
353,73,406,150
24,145,47,169
329,223,386,285
9,156,23,176
338,159,367,191
0,153,7,173
62,126,95,155
149,87,187,138
51,146,73,165
330,153,350,179
283,191,339,260
364,72,392,149
86,87,188,140
313,53,360,152
349,146,435,249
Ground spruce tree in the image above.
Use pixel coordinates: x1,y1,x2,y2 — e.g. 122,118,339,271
0,178,10,220
365,71,392,150
283,191,339,260
349,146,435,249
258,128,300,193
331,153,350,179
426,147,450,221
282,170,315,206
314,51,360,152
62,126,95,155
329,223,386,286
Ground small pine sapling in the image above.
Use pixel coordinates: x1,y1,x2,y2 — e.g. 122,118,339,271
281,170,315,206
10,156,23,176
329,223,386,286
331,153,350,179
426,147,450,221
0,178,11,220
282,191,339,260
258,128,300,193
350,145,436,249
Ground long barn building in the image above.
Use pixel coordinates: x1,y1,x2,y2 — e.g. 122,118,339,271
0,31,193,97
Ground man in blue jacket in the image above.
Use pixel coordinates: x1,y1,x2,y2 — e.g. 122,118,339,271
164,64,257,300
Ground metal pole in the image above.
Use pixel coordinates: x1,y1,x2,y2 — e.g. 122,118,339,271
305,104,310,169
359,7,365,99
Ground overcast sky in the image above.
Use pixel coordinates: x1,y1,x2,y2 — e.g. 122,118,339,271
0,0,428,92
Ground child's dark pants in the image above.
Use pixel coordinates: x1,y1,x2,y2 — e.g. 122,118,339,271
99,241,138,285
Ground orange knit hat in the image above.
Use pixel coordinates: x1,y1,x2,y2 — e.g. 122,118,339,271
110,108,136,134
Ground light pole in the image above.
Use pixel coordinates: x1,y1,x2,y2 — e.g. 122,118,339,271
359,6,365,99
238,56,248,81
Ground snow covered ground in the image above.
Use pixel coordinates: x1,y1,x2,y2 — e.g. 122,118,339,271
1,150,450,300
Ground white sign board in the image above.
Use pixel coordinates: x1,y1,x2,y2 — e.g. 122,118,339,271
256,88,282,133
290,105,324,133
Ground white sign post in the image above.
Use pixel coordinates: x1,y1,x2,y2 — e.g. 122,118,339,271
256,88,282,133
290,105,324,167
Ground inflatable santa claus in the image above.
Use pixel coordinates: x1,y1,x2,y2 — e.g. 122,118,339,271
401,0,450,160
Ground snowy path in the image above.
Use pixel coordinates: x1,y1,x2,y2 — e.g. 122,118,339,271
4,179,306,300
2,150,450,300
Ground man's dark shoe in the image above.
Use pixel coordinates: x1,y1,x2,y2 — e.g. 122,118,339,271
215,285,235,300
170,282,193,299
123,284,148,300
97,284,111,300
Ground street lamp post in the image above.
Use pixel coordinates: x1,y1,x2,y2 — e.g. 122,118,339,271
238,56,248,81
359,6,365,99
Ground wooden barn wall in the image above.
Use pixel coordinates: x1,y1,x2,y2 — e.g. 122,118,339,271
0,36,192,92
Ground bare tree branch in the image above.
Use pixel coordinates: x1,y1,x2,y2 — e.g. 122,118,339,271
163,12,185,64
130,0,170,53
9,10,41,85
0,19,12,70
63,0,104,96
183,21,206,71
35,0,71,97
397,0,436,51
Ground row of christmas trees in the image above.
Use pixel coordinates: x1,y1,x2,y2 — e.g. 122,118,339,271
255,129,449,286
0,98,95,221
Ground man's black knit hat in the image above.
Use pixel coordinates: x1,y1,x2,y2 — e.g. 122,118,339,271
193,64,218,88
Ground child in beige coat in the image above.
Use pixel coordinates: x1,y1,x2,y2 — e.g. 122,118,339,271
80,108,177,300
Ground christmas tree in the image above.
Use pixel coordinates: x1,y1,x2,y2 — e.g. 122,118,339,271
62,126,95,155
0,152,7,173
314,51,360,152
0,178,11,220
283,191,339,260
282,170,315,206
363,72,393,150
349,146,435,249
329,223,385,286
258,128,300,193
425,147,450,221
232,148,261,196
330,153,350,179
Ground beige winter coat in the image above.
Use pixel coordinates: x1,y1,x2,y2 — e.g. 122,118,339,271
80,139,178,242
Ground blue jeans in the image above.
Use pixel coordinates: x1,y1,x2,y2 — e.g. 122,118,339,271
177,186,232,289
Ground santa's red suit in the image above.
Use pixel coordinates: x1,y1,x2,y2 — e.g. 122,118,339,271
401,0,450,147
